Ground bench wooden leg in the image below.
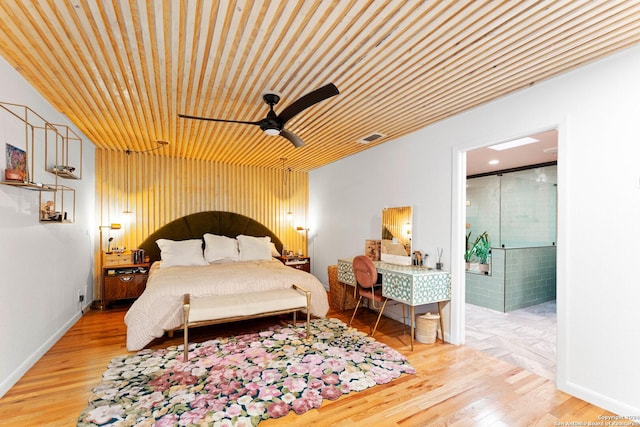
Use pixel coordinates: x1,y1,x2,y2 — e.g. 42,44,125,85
183,294,191,362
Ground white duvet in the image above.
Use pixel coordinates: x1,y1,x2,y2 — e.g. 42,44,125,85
124,259,329,351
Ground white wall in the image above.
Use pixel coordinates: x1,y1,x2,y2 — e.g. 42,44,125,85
310,45,640,415
0,56,96,397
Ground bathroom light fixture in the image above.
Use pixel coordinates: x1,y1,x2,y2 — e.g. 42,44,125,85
488,136,538,151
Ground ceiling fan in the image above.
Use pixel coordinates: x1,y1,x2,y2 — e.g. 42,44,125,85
178,83,339,148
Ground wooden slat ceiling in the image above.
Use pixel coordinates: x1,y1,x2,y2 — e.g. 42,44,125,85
1,1,640,171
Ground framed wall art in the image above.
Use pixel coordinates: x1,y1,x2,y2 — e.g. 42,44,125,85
5,143,27,181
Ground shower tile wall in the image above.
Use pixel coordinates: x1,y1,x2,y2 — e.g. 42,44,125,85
500,166,557,247
466,247,556,312
466,165,557,248
504,246,556,311
466,250,505,312
466,165,557,312
466,175,500,246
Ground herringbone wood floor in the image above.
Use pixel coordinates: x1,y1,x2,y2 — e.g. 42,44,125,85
0,299,613,426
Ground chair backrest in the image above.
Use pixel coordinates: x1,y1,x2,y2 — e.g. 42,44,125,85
353,255,378,289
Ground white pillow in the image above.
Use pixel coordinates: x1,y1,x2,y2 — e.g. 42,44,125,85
270,242,281,257
237,235,272,261
156,239,208,268
203,234,239,262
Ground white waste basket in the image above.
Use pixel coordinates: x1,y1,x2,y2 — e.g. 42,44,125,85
415,312,440,344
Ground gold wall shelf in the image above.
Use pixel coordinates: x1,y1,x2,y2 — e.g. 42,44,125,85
1,101,80,223
39,184,75,223
0,181,56,191
45,123,82,180
46,168,80,179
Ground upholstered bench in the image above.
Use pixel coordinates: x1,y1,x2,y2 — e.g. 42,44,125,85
182,284,311,361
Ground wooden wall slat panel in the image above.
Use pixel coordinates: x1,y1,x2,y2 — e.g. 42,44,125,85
96,149,308,256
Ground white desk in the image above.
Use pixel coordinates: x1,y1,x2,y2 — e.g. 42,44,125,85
337,258,451,349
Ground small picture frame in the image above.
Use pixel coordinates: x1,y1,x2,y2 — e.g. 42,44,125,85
5,143,27,181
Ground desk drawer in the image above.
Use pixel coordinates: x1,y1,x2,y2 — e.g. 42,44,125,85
382,278,411,304
337,260,355,286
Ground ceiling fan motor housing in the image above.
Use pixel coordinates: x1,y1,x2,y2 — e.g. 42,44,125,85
261,94,282,135
260,118,281,135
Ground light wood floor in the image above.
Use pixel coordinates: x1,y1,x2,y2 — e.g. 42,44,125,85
0,300,613,426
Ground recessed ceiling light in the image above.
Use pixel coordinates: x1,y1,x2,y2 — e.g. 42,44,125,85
488,136,539,151
488,159,499,165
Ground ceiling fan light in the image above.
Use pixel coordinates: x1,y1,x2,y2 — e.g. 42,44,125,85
263,128,280,136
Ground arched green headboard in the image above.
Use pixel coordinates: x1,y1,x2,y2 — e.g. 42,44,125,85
137,211,284,263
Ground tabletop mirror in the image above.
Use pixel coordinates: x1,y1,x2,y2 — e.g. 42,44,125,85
381,205,413,265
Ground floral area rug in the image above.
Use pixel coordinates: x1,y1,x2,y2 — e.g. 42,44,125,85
78,318,415,426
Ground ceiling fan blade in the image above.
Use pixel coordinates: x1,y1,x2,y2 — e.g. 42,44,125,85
178,113,259,126
280,129,305,148
278,83,339,125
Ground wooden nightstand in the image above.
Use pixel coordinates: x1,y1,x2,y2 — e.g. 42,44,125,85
276,256,311,273
101,262,150,309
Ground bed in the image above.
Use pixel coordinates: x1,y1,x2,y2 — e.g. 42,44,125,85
124,211,329,351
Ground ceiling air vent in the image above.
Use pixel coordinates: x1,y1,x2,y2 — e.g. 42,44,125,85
358,132,385,144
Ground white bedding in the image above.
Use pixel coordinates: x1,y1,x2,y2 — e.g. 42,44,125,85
124,259,329,350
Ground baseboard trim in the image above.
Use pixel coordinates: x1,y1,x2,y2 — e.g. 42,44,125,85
559,379,640,419
0,311,82,398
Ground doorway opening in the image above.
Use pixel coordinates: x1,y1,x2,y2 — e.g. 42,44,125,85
463,129,558,381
